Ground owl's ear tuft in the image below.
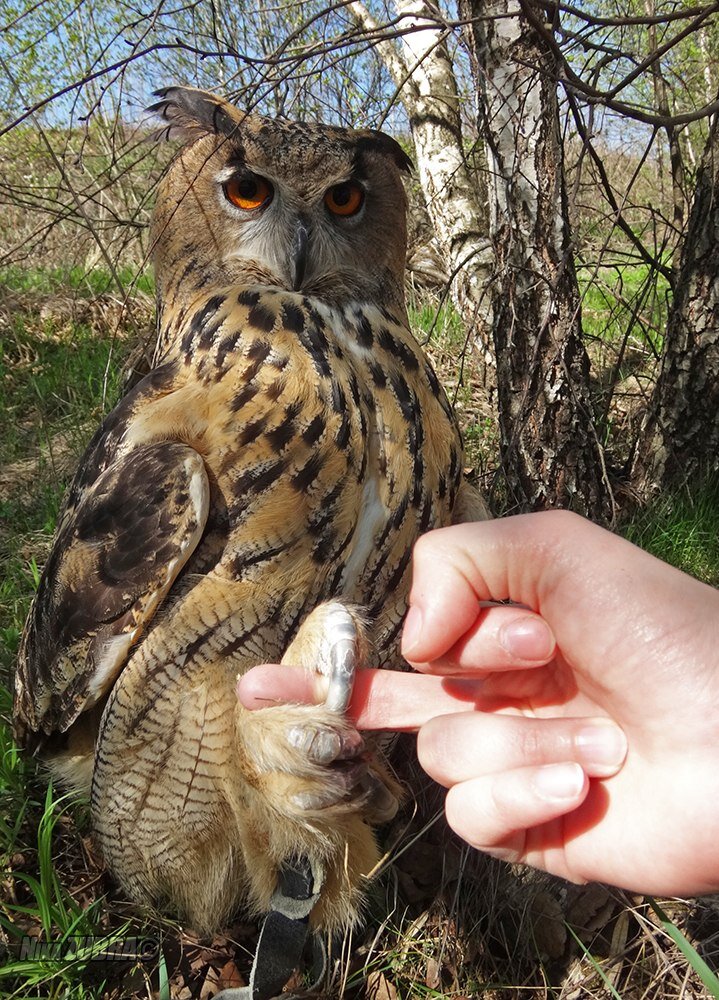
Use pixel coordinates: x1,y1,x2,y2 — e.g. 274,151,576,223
356,130,413,174
147,86,247,144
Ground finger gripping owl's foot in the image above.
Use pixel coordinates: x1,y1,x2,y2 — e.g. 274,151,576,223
281,603,376,812
239,602,398,820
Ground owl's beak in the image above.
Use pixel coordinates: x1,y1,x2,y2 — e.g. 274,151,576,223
291,219,309,291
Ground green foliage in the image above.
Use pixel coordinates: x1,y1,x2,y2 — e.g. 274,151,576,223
408,293,497,482
579,262,671,356
0,681,32,820
0,301,125,465
0,649,110,998
0,533,51,684
408,298,466,348
565,925,623,999
0,785,128,998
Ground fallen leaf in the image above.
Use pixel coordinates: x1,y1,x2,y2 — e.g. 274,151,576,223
366,970,398,1000
425,956,440,988
200,960,246,999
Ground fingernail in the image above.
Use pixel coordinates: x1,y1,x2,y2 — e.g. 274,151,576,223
575,720,627,775
401,605,423,657
499,617,555,661
532,762,585,802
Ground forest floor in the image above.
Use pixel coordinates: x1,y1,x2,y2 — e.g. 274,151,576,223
2,270,719,999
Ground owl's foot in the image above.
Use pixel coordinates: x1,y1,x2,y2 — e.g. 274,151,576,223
238,602,399,825
282,600,358,712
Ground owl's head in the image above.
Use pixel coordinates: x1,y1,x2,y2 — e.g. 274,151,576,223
148,87,412,315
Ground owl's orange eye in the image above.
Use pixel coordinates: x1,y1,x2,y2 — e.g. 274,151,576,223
224,173,273,211
324,181,364,217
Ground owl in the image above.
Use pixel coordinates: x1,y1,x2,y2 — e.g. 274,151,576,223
14,86,484,973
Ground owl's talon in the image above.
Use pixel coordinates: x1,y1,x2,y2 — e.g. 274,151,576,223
287,725,339,761
287,724,364,764
361,772,399,823
287,726,364,764
291,760,368,811
335,727,365,759
323,615,357,714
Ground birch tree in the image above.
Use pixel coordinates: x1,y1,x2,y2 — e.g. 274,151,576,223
459,0,612,520
348,0,493,351
632,106,719,493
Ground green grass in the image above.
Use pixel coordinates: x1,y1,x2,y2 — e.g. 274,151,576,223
0,313,125,465
0,784,119,998
408,297,466,348
624,474,719,585
0,265,154,298
648,898,719,999
408,292,497,482
579,261,671,357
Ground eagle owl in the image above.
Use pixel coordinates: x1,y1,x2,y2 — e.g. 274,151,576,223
14,87,482,941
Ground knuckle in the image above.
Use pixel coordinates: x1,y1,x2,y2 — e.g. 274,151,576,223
517,724,544,763
411,531,435,568
541,508,584,539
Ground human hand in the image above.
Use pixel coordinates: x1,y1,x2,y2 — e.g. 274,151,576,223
239,511,719,896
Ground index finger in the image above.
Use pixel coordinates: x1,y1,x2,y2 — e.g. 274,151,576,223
401,512,590,664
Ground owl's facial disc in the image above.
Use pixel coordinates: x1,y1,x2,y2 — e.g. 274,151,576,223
216,161,365,293
151,107,411,314
202,143,399,305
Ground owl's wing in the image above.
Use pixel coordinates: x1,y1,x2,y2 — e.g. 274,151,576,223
14,438,209,753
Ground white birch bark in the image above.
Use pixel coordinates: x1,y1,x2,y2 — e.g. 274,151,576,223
348,0,493,350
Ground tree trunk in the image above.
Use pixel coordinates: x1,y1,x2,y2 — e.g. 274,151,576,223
632,109,719,494
645,0,685,231
460,0,612,521
348,0,493,351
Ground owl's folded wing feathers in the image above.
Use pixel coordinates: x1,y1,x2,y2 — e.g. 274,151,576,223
14,441,209,752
